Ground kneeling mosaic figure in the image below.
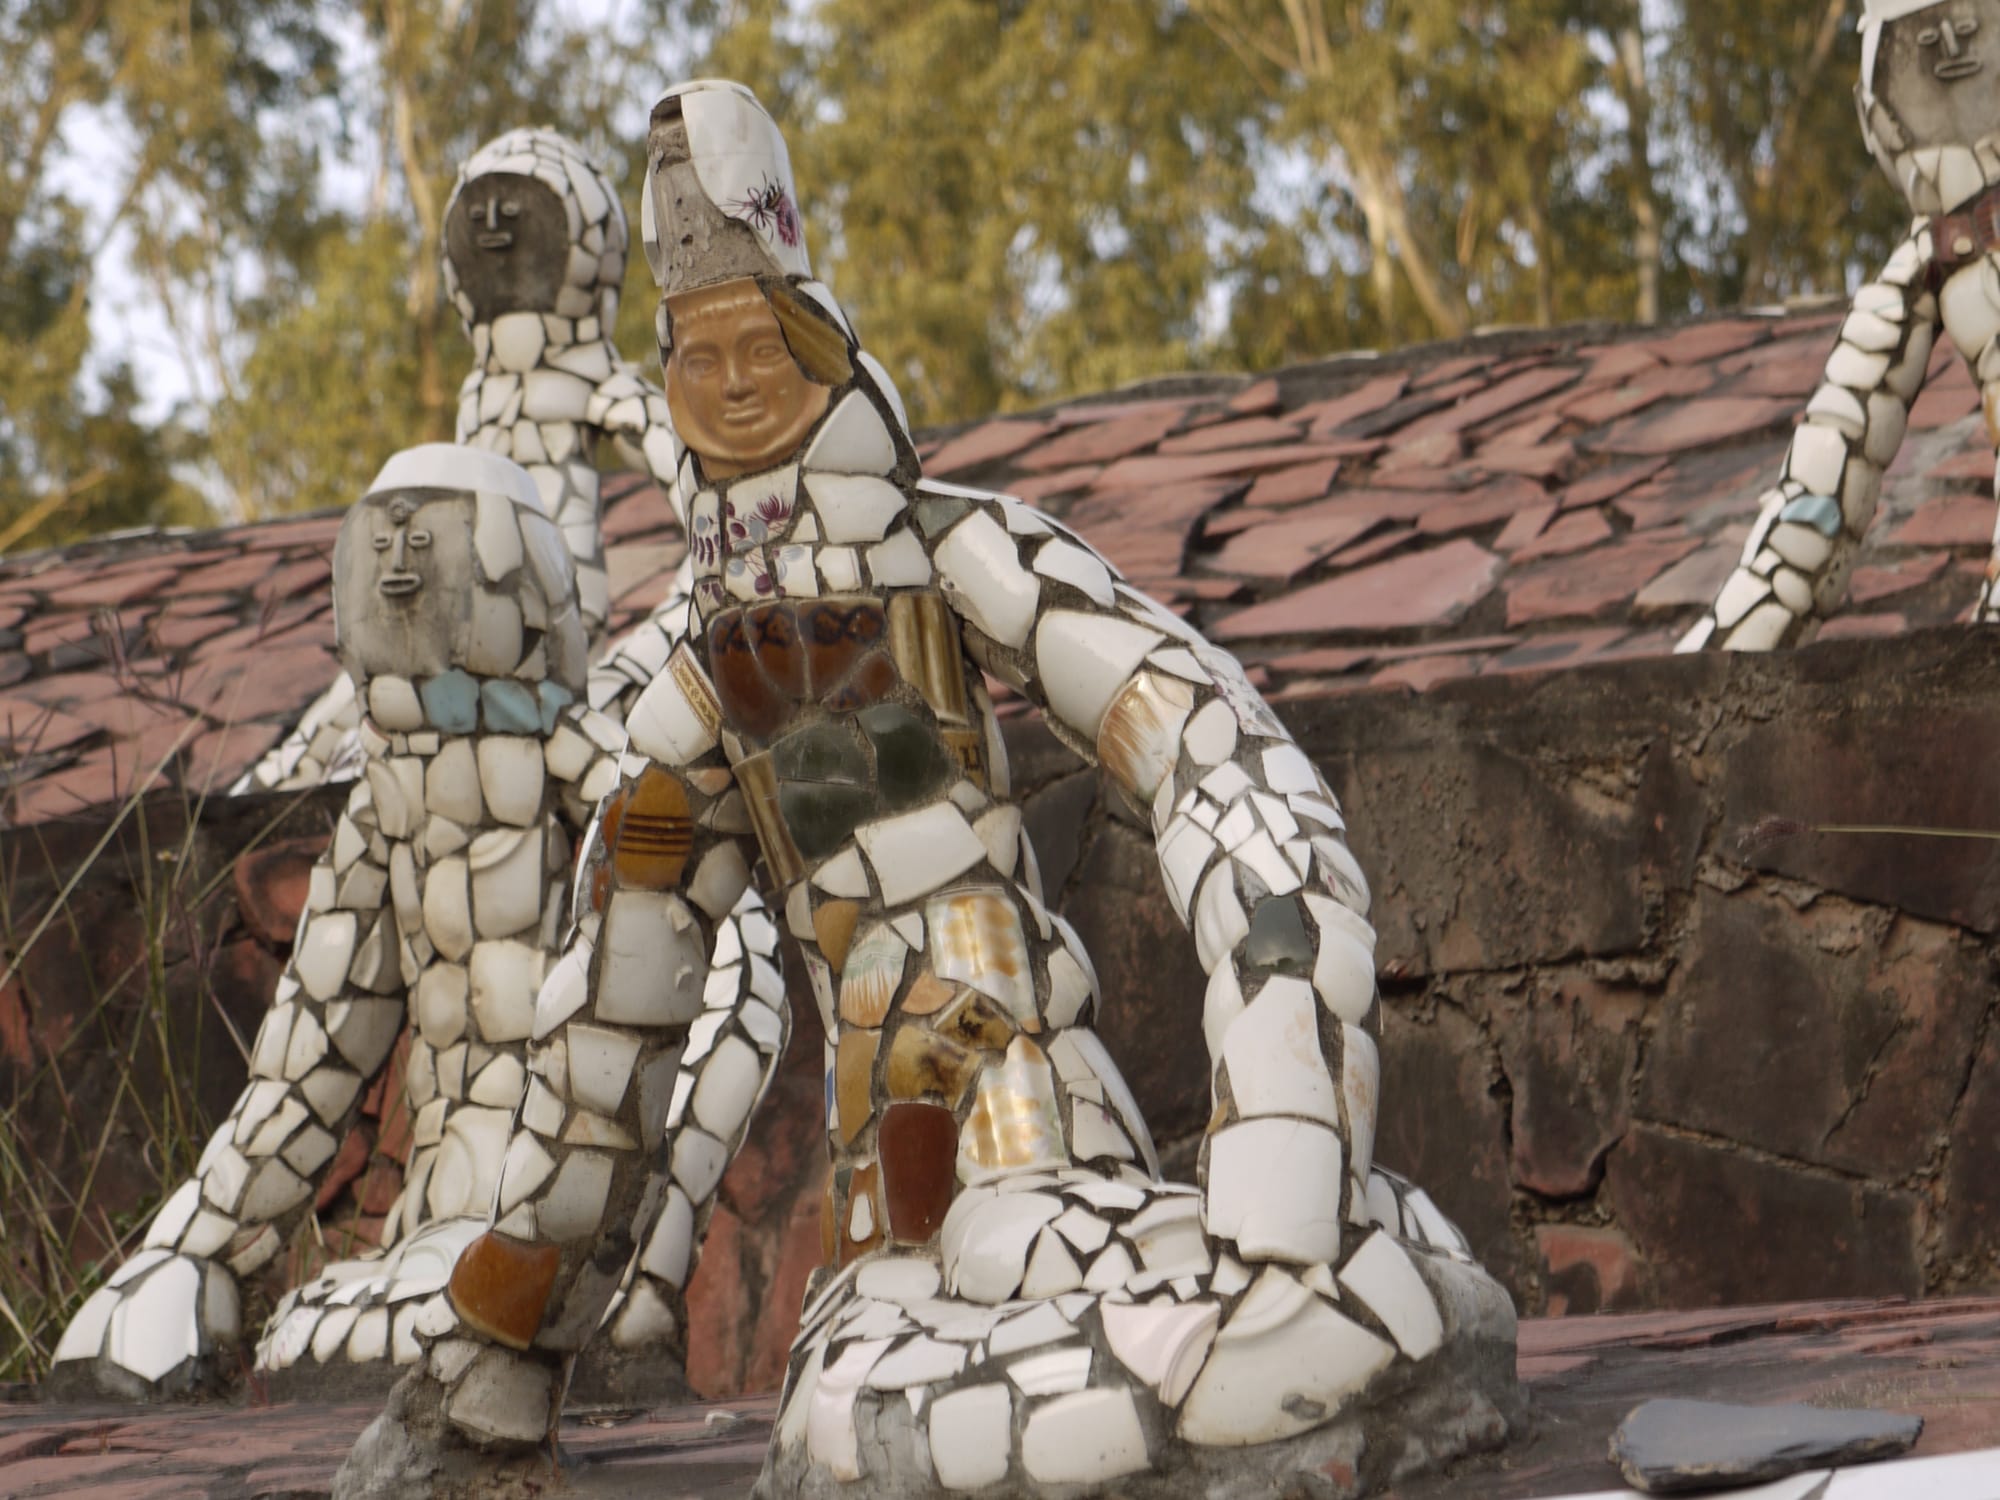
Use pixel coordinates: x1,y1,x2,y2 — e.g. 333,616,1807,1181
333,82,1518,1500
50,445,747,1397
1681,0,2000,652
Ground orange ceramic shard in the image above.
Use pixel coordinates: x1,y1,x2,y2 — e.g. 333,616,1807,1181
879,1101,959,1244
901,972,959,1016
811,898,860,971
448,1230,561,1351
884,1024,979,1105
835,1028,878,1144
603,767,694,889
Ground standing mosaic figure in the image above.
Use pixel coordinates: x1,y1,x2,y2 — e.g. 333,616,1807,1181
241,127,687,792
50,446,639,1397
332,83,1517,1500
1680,0,2000,652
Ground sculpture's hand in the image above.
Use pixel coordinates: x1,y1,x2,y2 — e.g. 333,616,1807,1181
50,1248,240,1399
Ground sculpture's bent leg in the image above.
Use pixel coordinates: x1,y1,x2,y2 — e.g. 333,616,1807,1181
333,772,785,1498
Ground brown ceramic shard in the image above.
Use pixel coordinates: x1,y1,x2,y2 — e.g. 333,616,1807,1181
733,750,803,886
934,987,1018,1052
879,1101,959,1243
447,1230,562,1351
811,898,860,971
901,972,960,1016
887,591,970,724
835,1029,878,1144
602,767,694,889
1097,670,1195,804
884,1024,979,1105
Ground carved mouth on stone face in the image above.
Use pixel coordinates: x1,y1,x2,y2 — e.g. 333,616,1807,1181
379,572,424,598
1935,56,1983,78
476,231,516,250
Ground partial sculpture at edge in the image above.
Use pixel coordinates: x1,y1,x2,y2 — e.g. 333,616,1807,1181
1680,0,2000,652
331,81,1519,1500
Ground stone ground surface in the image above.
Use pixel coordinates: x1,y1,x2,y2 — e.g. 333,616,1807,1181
4,1296,1998,1500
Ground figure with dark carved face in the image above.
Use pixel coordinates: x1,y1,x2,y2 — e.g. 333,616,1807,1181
48,447,658,1401
332,84,1516,1500
241,128,700,793
1681,0,2000,651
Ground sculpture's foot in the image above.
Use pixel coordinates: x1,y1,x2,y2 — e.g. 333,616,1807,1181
331,1344,562,1500
756,1175,1520,1499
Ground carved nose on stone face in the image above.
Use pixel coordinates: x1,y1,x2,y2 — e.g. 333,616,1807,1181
475,193,515,249
1928,19,1983,77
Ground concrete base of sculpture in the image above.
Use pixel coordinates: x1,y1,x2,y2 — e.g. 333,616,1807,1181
752,1251,1521,1500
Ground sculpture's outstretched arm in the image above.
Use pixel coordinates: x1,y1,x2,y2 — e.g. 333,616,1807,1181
52,775,407,1392
926,487,1379,1268
1677,230,1939,652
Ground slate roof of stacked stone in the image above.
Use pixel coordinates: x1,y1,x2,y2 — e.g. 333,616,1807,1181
3,300,1993,828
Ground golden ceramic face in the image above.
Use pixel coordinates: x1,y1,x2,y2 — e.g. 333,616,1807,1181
665,279,830,478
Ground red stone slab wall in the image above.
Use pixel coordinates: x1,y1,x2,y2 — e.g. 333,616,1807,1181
9,628,2000,1396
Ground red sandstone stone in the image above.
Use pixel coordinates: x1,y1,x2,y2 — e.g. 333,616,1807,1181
1632,537,1747,613
1494,503,1557,553
1478,443,1575,481
1537,1224,1642,1316
1209,513,1379,579
1157,415,1302,455
1911,364,1982,429
1560,457,1670,511
1226,377,1281,415
1504,534,1699,626
0,701,96,753
177,552,288,595
1648,319,1769,365
1369,651,1486,692
1596,397,1794,457
1007,465,1102,504
1849,552,1950,604
1413,476,1548,535
1291,373,1409,434
1510,509,1613,562
926,419,1054,475
233,836,325,945
1213,539,1502,638
1395,366,1582,443
1890,494,1991,547
1016,409,1185,471
1413,355,1489,390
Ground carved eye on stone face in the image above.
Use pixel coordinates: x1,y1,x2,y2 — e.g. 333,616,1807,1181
408,529,432,550
373,533,392,551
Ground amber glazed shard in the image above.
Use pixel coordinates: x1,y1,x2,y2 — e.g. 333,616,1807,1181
603,766,694,888
448,1231,561,1351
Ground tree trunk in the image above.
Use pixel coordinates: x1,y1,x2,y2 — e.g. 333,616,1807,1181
1614,18,1661,325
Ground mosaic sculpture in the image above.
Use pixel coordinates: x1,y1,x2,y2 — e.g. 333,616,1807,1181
239,127,687,792
47,445,736,1397
331,82,1518,1500
1680,0,2000,651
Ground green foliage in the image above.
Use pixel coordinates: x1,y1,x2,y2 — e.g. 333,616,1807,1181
0,0,1949,537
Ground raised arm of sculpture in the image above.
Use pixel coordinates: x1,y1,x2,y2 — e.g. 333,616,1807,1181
331,81,1518,1500
1680,0,2000,651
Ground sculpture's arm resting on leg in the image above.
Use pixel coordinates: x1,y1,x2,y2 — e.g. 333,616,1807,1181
926,490,1379,1268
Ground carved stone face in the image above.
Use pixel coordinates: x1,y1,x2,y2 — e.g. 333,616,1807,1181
664,278,830,479
444,173,570,324
1874,1,1995,150
334,491,477,680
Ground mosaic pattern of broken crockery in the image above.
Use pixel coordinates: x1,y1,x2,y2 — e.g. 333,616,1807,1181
295,79,1520,1495
1683,0,2000,656
763,1167,1492,1491
238,125,688,796
54,447,640,1396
